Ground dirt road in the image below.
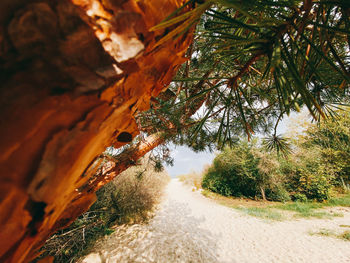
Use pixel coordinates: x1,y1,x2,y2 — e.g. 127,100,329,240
81,179,350,263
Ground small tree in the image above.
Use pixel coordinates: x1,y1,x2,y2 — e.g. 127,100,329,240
303,110,350,184
202,140,287,200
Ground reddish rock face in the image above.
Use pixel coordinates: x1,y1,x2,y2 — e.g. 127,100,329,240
0,0,192,262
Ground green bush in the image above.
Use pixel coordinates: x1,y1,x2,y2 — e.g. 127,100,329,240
292,193,308,202
282,148,335,201
202,141,259,197
268,186,291,202
202,109,349,203
305,173,332,201
202,140,288,200
304,110,350,184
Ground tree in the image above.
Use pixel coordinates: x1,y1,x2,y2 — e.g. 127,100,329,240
34,2,350,260
202,140,287,201
0,1,194,262
95,0,350,185
302,109,350,183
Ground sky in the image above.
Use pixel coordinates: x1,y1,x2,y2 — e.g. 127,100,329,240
165,109,310,178
165,145,216,177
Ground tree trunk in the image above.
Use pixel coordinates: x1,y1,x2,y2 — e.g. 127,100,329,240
82,70,213,196
260,186,267,201
83,133,167,194
0,1,193,262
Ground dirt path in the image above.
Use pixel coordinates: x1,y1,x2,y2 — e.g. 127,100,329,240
80,179,350,263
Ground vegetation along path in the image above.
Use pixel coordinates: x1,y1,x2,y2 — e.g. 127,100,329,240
80,179,350,263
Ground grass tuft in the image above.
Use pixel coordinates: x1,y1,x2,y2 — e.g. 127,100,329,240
339,231,350,241
236,207,283,221
310,228,335,237
310,229,350,242
328,195,350,207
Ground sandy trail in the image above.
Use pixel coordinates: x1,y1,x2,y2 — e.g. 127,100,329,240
81,179,350,263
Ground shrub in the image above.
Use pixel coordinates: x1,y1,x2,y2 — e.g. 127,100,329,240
202,140,288,200
304,110,350,184
202,139,337,202
38,156,170,262
282,147,335,201
202,142,259,197
268,186,291,202
292,193,308,202
109,159,170,223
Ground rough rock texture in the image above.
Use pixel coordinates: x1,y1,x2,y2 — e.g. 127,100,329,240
0,0,192,262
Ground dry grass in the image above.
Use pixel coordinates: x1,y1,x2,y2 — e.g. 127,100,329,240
309,228,350,242
201,189,278,208
111,158,170,224
177,165,209,190
38,156,170,262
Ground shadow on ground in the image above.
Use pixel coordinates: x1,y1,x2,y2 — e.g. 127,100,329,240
81,199,224,263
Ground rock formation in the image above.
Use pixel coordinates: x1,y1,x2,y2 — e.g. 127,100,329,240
0,0,193,262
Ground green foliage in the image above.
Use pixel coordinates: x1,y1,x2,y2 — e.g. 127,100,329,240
275,201,323,214
263,135,292,157
273,194,350,218
202,140,289,201
151,0,350,151
275,109,350,201
277,146,336,201
303,110,350,183
292,193,308,202
251,200,344,219
202,141,259,197
268,186,291,203
136,1,350,173
328,195,350,207
202,110,350,202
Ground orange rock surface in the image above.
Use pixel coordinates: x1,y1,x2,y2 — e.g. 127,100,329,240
0,0,193,262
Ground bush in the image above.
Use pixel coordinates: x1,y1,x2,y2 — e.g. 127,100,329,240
109,159,170,223
304,110,350,184
303,172,332,201
202,140,288,200
38,156,170,262
202,109,349,203
268,186,291,202
282,148,334,201
292,193,308,202
202,142,259,197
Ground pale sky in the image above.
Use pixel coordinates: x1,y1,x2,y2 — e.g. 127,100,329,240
165,145,216,177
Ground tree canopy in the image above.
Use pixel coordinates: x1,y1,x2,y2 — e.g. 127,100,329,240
99,0,350,180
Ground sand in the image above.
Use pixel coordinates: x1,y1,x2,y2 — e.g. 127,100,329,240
80,179,350,263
